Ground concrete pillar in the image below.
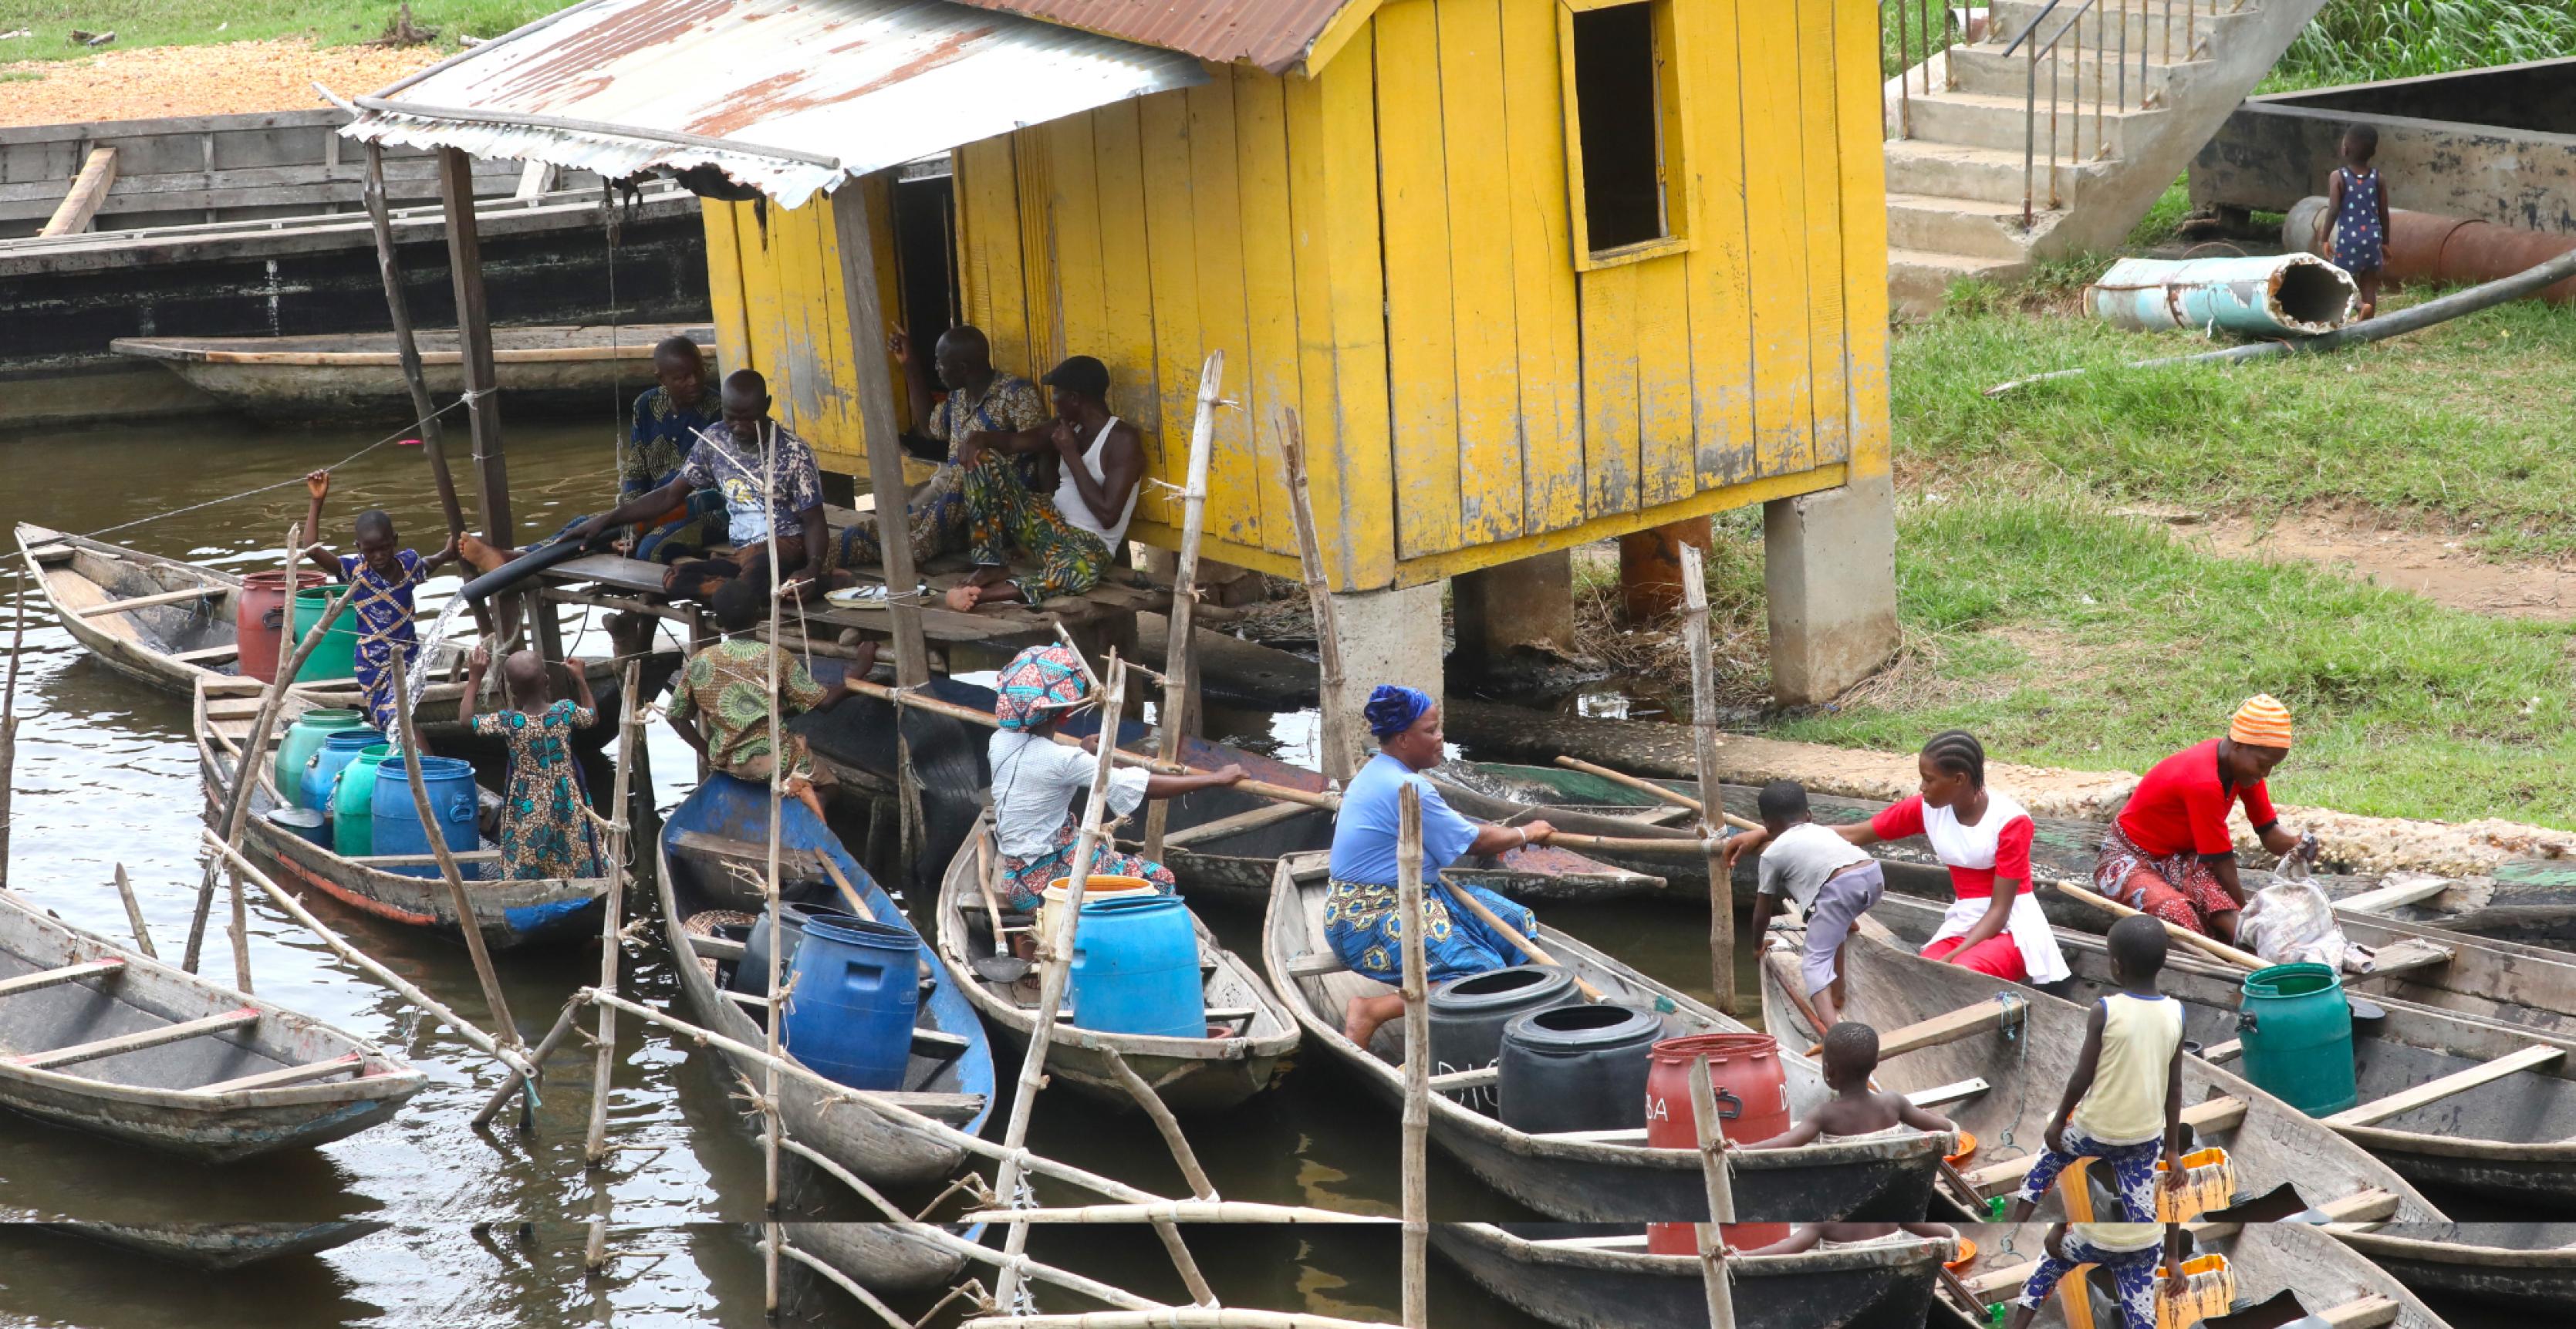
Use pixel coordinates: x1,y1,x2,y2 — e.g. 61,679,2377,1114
1618,517,1713,622
1451,549,1575,659
1320,582,1445,779
1764,473,1899,705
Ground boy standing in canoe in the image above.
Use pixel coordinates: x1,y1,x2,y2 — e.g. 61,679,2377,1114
1729,780,1886,1027
300,469,459,733
2005,915,2186,1229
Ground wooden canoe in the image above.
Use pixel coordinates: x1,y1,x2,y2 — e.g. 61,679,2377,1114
1457,757,2576,943
110,323,715,423
52,1221,387,1270
936,822,1298,1114
1263,852,1953,1223
1433,1223,1946,1329
780,1220,974,1298
1873,892,2576,1213
194,683,611,951
657,774,994,1196
0,889,424,1162
2333,1223,2576,1314
1758,904,2446,1227
1946,1222,2456,1329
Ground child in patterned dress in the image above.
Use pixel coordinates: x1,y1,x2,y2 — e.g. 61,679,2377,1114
299,468,460,733
458,646,603,882
2316,124,2391,319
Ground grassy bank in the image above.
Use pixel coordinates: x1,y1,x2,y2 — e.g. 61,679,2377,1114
2268,0,2576,89
0,0,553,59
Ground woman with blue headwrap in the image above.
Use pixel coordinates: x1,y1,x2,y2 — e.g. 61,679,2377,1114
1323,684,1559,1047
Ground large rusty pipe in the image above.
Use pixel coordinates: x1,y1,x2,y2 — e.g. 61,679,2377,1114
1618,518,1711,623
2287,196,2576,305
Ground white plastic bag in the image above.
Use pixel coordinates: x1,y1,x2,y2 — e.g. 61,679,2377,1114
2236,852,2350,970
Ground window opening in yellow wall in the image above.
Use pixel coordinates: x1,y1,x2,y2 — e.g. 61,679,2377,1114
1561,0,1692,269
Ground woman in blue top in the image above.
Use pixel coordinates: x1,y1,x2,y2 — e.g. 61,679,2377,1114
1324,684,1557,1047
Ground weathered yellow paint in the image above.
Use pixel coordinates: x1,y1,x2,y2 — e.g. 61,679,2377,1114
701,201,751,381
744,0,1890,592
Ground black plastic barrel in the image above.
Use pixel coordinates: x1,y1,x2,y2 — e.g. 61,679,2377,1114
457,536,600,604
731,902,859,995
1497,1003,1665,1135
1426,966,1582,1110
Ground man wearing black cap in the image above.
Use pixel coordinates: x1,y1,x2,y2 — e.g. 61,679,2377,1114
945,354,1145,611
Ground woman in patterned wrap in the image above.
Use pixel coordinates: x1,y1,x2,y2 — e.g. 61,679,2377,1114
1322,684,1558,1048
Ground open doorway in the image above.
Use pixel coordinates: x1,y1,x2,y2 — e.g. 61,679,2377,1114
891,156,963,388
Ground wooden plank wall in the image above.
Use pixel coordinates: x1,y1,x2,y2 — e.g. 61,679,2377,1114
698,178,908,476
936,0,1889,591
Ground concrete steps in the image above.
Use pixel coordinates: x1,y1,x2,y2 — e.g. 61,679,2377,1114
1884,140,2114,209
1945,42,2203,102
1889,248,2029,313
1903,88,2165,159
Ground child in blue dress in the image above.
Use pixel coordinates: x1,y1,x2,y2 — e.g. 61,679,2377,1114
2316,123,2391,320
300,469,460,732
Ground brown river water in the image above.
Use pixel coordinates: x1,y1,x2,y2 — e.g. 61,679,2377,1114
0,413,2515,1328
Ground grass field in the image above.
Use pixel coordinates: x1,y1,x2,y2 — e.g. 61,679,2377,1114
0,0,556,58
2268,0,2576,89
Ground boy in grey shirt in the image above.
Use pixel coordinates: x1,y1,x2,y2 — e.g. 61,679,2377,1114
1727,780,1886,1024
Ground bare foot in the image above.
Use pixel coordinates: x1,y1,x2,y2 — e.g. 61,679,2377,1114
945,584,984,612
457,533,511,575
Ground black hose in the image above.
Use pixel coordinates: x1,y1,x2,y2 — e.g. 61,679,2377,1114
458,535,602,604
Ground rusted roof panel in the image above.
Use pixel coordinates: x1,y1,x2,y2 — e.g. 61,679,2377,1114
340,0,1207,208
934,0,1365,73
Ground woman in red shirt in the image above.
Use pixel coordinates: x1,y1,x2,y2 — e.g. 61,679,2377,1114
2095,694,2314,942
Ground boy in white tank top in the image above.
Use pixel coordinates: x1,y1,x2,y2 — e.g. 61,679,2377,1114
2005,916,2187,1228
943,355,1146,613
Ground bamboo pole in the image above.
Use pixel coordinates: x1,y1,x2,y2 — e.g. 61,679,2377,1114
361,140,461,538
473,996,582,1128
387,643,524,1067
0,555,24,893
992,658,1129,1310
1441,882,1605,1002
1552,755,1760,832
1689,1057,1739,1329
1396,783,1429,1329
203,831,535,1081
1099,1045,1222,1307
956,1204,1386,1225
776,1237,910,1329
761,425,786,1319
964,1313,1399,1329
1535,829,1724,857
2052,879,2265,970
585,658,643,1163
1274,408,1357,784
184,545,352,974
1143,352,1224,864
1678,543,1734,1014
112,864,157,957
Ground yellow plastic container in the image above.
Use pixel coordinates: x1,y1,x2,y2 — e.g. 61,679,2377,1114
2156,1253,2235,1329
1035,874,1157,950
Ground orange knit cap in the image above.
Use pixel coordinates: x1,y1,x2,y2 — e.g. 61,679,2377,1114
2228,693,2294,750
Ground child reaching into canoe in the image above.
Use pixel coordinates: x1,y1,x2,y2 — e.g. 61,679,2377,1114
1728,780,1885,1027
2003,1222,2186,1329
458,645,603,881
2005,914,2188,1226
1731,1021,1956,1150
299,469,460,733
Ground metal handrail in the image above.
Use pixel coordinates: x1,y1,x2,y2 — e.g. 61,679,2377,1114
1882,0,1964,140
2017,0,2217,228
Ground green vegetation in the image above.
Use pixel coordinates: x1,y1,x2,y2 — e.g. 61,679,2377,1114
2267,0,2576,90
0,0,557,60
1881,0,1964,79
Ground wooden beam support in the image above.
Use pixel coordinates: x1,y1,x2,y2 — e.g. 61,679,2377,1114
75,585,218,618
1905,1078,1990,1110
436,147,511,539
1284,951,1348,977
828,179,927,689
16,1007,258,1070
2334,875,2455,916
1865,995,2027,1060
168,643,239,663
0,957,124,998
38,146,116,238
2326,1045,2564,1128
2360,939,2453,977
2319,1297,2401,1329
187,1051,363,1096
1153,801,1314,850
365,140,461,538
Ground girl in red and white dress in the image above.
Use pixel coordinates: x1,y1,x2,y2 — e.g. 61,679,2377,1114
1836,731,2070,985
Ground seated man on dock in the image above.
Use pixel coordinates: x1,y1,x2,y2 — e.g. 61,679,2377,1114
567,368,831,602
613,334,727,565
941,356,1143,612
299,468,460,733
664,577,866,820
839,324,1051,572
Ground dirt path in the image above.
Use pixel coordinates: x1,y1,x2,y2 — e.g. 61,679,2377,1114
0,39,443,127
2187,514,2576,622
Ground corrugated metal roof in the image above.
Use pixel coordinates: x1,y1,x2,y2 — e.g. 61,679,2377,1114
934,0,1369,73
340,0,1207,209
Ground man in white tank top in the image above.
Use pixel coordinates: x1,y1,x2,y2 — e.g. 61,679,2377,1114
945,355,1146,612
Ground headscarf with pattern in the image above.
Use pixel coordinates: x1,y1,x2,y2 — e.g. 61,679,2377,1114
1365,684,1434,740
994,644,1093,731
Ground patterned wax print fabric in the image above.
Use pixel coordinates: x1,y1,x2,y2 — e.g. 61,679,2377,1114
679,422,825,547
336,550,424,732
2331,167,2385,272
2094,822,2237,937
997,816,1176,913
2010,1230,2164,1327
623,386,725,564
2012,1128,2166,1227
665,636,830,783
840,373,1051,568
471,699,603,880
1322,875,1539,986
992,643,1093,731
960,450,1110,602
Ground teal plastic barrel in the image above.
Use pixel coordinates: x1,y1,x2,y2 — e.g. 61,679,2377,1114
330,744,394,858
1069,895,1205,1037
2238,963,2359,1116
301,729,382,815
273,710,370,808
370,755,479,878
781,915,920,1090
289,586,360,684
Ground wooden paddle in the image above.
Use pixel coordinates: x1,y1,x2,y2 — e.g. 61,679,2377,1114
1554,756,1761,833
1440,879,1606,1002
2051,879,2267,970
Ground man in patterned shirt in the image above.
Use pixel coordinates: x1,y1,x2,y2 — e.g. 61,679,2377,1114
570,368,829,600
839,324,1051,571
664,576,866,818
616,335,725,564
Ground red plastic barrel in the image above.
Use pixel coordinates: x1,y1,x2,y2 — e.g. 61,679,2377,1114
1646,1033,1793,1253
235,569,326,683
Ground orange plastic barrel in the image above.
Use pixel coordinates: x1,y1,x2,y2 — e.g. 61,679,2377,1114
235,568,327,683
1646,1032,1793,1253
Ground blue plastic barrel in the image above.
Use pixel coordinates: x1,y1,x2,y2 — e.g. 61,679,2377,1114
370,754,479,877
781,915,921,1090
1069,895,1206,1037
301,730,383,816
273,709,370,808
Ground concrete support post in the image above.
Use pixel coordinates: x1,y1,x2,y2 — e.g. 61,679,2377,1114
1764,474,1899,705
1451,550,1575,659
1321,582,1446,771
